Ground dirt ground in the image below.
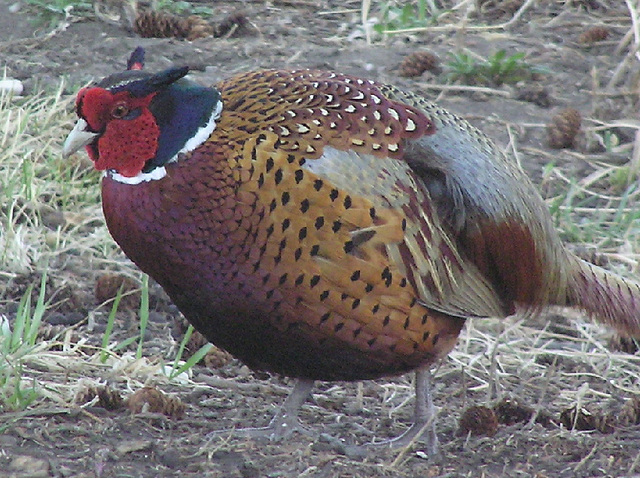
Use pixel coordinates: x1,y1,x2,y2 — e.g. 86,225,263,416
1,0,640,477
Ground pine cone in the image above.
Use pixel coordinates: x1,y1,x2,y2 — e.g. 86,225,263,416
134,10,212,40
476,0,524,20
573,246,609,267
95,273,140,310
493,397,534,425
516,85,551,108
578,26,610,44
619,396,640,426
560,404,614,433
186,329,233,368
398,51,440,78
185,15,214,41
547,108,582,149
608,335,639,354
76,386,124,411
213,12,251,38
572,0,607,11
125,386,185,419
457,405,499,437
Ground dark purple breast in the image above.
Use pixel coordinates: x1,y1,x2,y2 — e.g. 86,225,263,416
101,160,453,381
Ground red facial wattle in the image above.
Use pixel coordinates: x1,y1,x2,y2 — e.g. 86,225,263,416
94,109,159,177
77,88,160,177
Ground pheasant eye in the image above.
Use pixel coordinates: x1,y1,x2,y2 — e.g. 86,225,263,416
111,102,130,119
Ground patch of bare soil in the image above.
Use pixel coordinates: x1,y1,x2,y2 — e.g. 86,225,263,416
1,1,639,477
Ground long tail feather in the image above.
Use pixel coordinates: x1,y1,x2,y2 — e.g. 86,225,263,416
565,256,640,335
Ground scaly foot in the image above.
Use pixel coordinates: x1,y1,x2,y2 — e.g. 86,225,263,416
368,368,439,455
211,379,315,441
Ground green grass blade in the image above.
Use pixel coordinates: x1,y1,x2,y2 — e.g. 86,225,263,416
100,284,124,363
26,272,47,346
11,287,32,352
171,342,213,379
136,275,149,360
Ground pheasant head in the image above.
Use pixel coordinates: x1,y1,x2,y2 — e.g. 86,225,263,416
62,64,222,181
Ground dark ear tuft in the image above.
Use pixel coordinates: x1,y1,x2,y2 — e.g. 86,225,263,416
127,47,145,71
151,67,190,89
127,67,190,98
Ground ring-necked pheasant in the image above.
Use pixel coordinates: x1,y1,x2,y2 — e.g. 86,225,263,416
63,48,640,451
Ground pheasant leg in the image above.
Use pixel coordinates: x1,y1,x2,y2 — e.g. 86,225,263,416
224,378,315,440
370,367,439,454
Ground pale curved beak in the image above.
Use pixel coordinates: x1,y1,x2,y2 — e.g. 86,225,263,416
62,118,99,158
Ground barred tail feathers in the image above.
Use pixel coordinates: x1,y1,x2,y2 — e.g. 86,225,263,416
565,256,640,336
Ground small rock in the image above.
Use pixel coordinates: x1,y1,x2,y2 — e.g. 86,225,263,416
8,455,50,477
115,439,152,456
158,448,184,469
0,79,23,95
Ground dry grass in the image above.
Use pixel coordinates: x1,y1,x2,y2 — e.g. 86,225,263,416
0,83,147,411
0,82,118,275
